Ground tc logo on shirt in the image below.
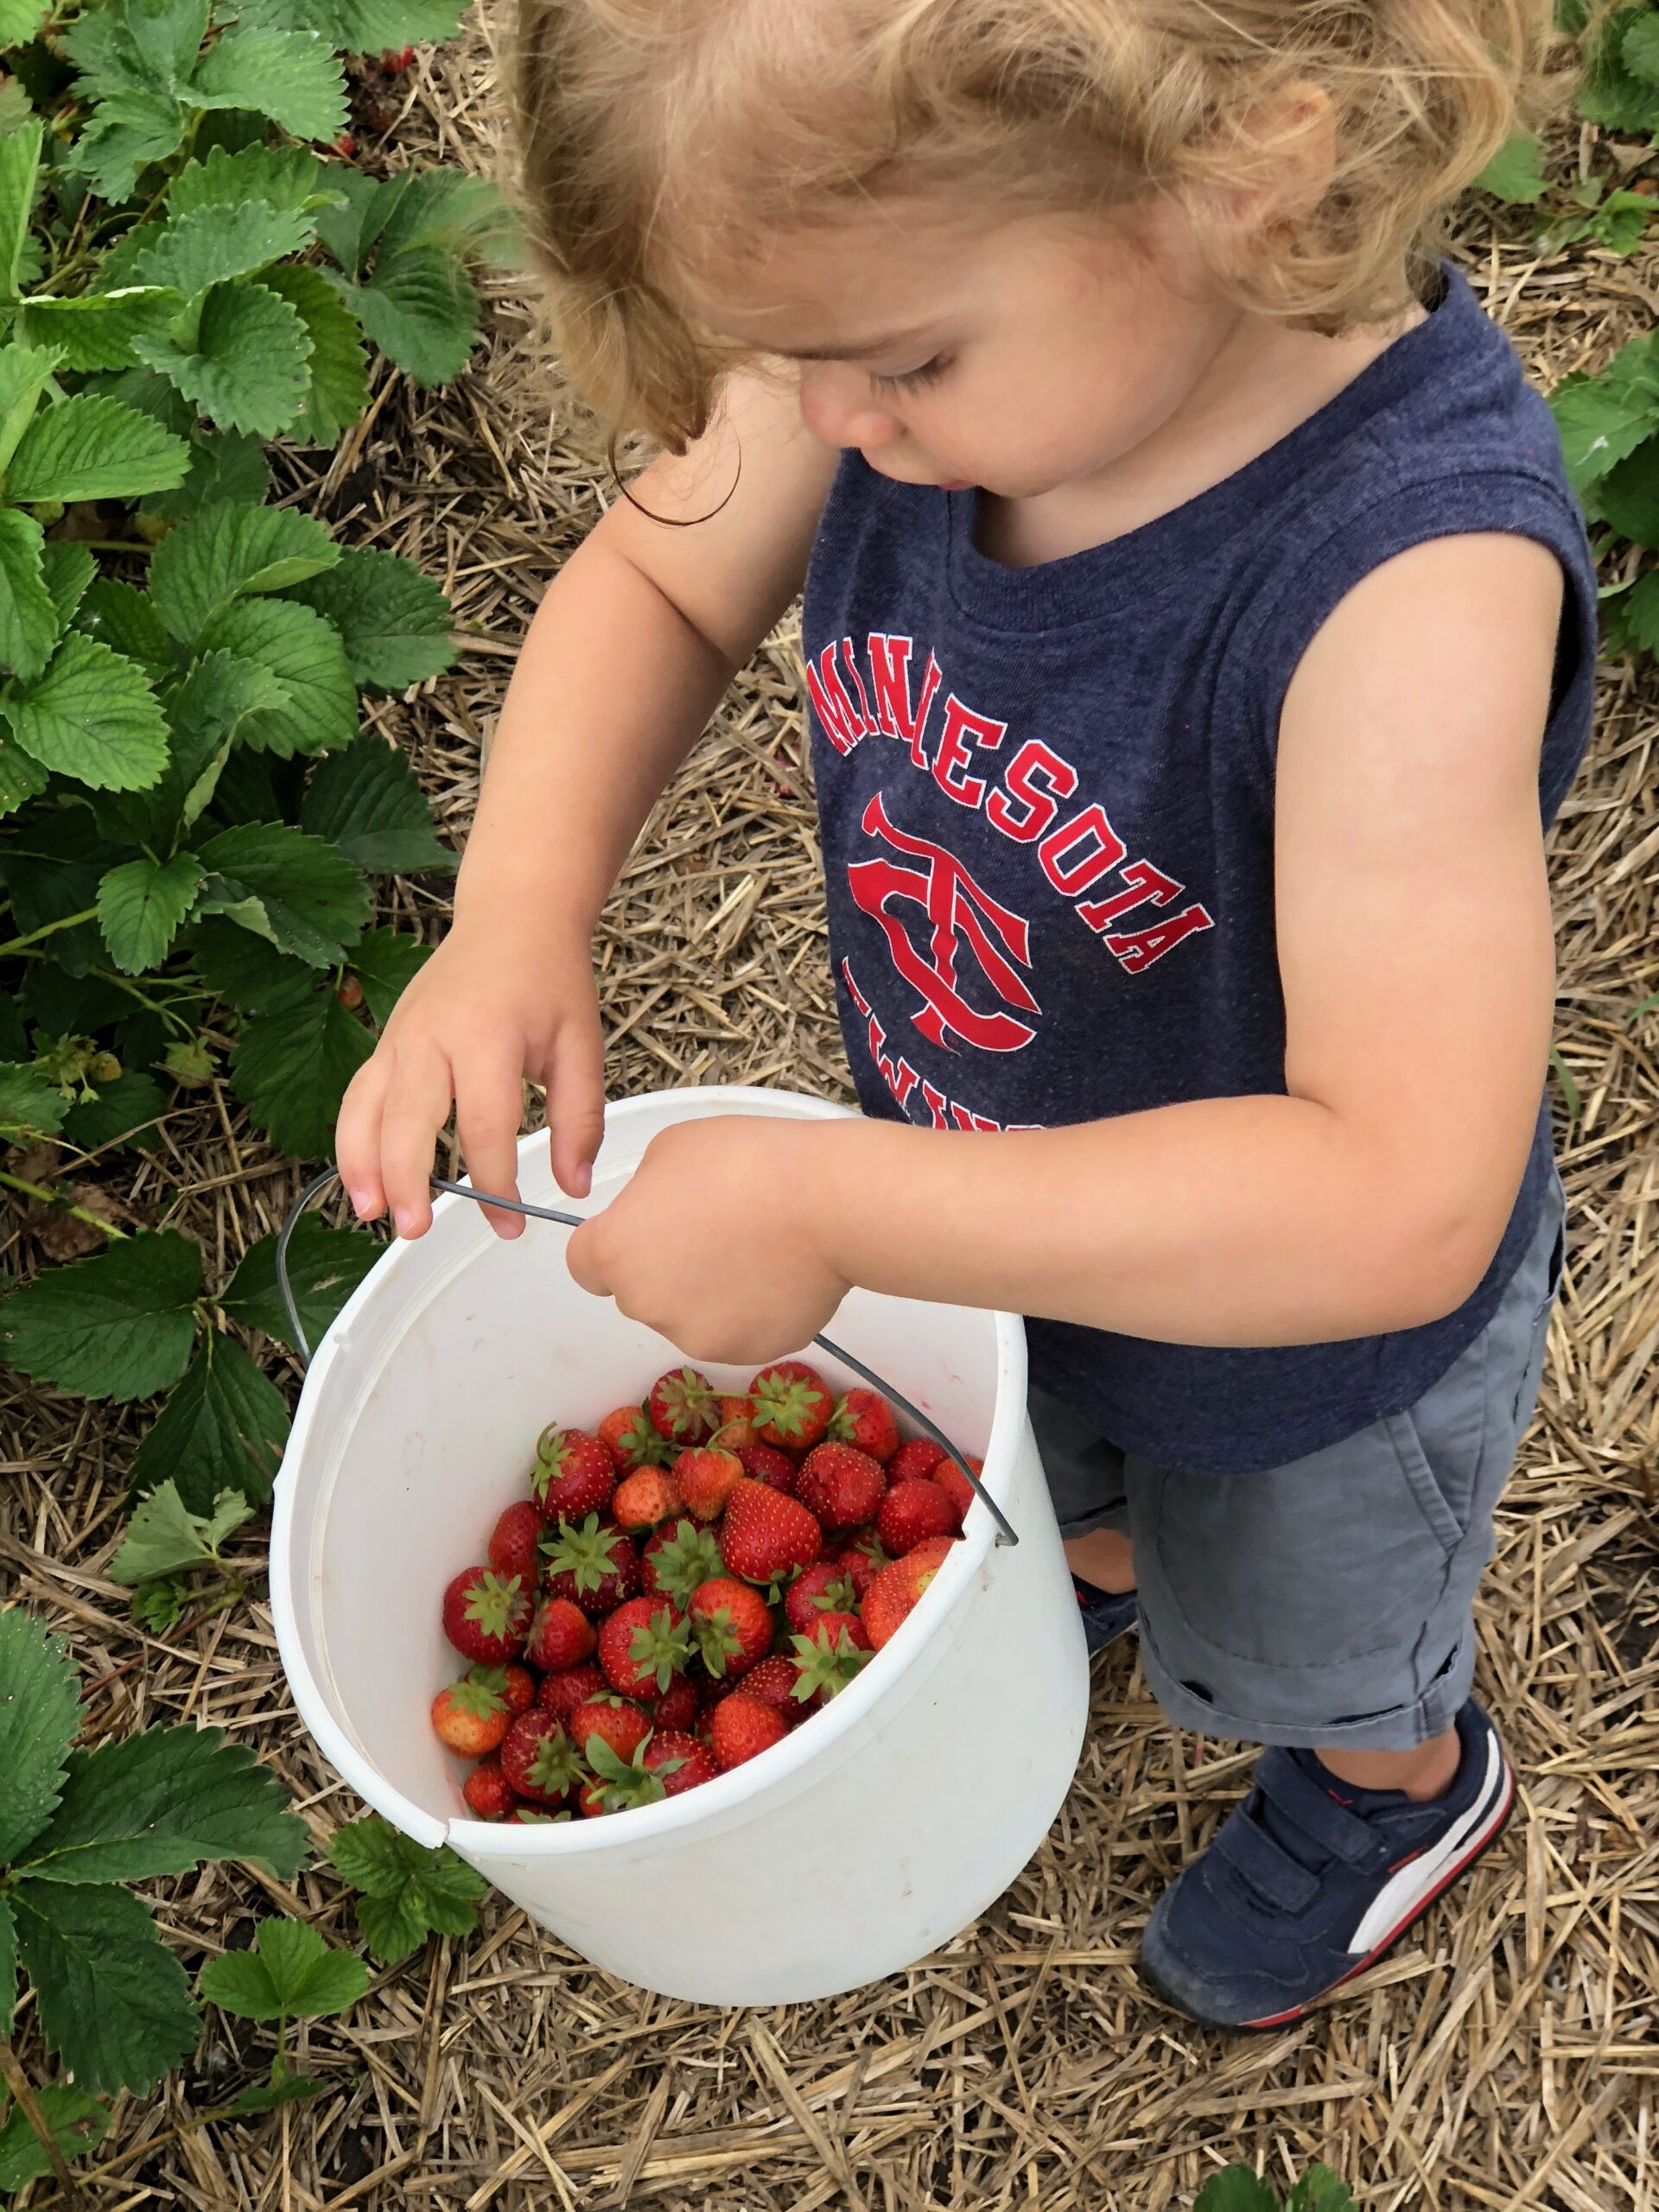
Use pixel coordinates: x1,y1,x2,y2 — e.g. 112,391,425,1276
846,793,1040,1054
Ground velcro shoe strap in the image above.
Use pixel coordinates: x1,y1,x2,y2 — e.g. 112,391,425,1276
1212,1809,1320,1914
1262,1758,1379,1866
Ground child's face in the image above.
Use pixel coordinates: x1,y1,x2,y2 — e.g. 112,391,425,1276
679,199,1244,499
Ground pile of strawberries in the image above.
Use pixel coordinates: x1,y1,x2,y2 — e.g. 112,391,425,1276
432,1360,979,1821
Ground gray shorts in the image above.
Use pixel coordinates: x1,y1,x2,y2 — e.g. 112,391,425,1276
1031,1175,1566,1753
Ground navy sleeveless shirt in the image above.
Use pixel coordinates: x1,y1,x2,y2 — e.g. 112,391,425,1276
798,265,1597,1478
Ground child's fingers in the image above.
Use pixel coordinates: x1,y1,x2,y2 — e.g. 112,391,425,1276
336,1052,393,1220
546,1007,606,1201
454,1048,530,1239
378,1041,455,1239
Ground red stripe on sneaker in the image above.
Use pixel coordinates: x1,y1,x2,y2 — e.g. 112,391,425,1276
1238,1763,1516,2030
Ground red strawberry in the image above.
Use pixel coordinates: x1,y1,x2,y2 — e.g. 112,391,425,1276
930,1452,980,1528
738,1651,805,1725
711,1393,757,1449
887,1437,947,1484
687,1576,775,1680
499,1711,586,1806
645,1730,718,1795
783,1559,858,1634
531,1427,616,1522
829,1388,899,1462
442,1565,532,1664
710,1693,788,1770
834,1531,892,1602
461,1760,517,1821
861,1535,956,1649
540,1514,640,1616
488,1499,544,1584
491,1662,537,1717
641,1518,725,1604
570,1694,651,1764
719,1478,823,1585
877,1479,958,1557
647,1675,701,1732
790,1611,873,1707
524,1596,597,1672
737,1440,798,1493
613,1467,683,1531
431,1671,511,1757
599,1403,675,1471
598,1596,693,1700
648,1366,719,1445
583,1733,674,1812
381,43,415,67
333,131,356,158
537,1659,606,1723
748,1360,834,1450
674,1446,744,1522
797,1440,887,1531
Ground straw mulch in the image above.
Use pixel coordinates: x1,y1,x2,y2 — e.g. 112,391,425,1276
3,26,1656,2211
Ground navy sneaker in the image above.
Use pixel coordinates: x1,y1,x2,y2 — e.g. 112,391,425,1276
1139,1699,1515,2029
1073,1574,1138,1656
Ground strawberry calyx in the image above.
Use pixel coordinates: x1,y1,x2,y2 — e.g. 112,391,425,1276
447,1669,509,1719
521,1729,586,1798
587,1734,674,1812
643,1518,724,1604
609,1403,676,1468
462,1569,531,1643
539,1512,626,1594
625,1604,695,1693
650,1366,718,1443
789,1623,872,1703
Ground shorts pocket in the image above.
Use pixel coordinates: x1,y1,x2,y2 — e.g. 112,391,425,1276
1382,1408,1468,1560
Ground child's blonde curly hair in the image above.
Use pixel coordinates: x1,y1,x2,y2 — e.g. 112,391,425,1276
512,0,1557,453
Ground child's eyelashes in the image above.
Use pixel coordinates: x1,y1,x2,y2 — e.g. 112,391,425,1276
868,355,950,394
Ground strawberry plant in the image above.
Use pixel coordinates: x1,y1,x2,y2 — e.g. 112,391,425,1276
0,0,516,1525
1193,2164,1356,2211
0,1607,311,2186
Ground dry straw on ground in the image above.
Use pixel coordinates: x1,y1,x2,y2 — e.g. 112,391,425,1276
3,23,1657,2211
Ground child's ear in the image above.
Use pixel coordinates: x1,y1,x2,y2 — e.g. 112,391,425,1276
1192,78,1337,240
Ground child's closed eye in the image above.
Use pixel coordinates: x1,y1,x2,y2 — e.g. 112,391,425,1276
868,355,950,393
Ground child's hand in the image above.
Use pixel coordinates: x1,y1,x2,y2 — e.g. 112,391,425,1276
335,920,604,1241
565,1117,851,1363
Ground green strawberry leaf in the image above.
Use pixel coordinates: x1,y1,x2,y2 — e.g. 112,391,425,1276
0,505,60,685
1476,132,1548,206
135,276,313,439
21,288,184,373
127,1330,290,1511
220,1213,379,1352
151,501,339,647
308,0,463,48
0,1611,84,1869
346,926,430,1025
3,632,170,793
342,245,477,387
69,88,190,201
72,577,175,677
9,1878,200,2095
257,264,369,445
1285,2169,1356,2212
289,545,454,692
0,2082,111,2190
210,2071,331,2116
195,821,369,964
0,1059,71,1141
1193,2171,1281,2212
190,25,348,140
188,914,317,1014
130,1575,189,1633
230,980,373,1156
41,542,97,632
0,339,60,475
4,392,192,503
0,118,41,304
200,1916,369,2021
195,594,357,756
301,739,452,874
97,852,205,974
109,1478,254,1586
1550,376,1657,497
143,425,273,524
62,1069,169,1153
0,726,49,817
134,200,316,299
168,142,346,220
327,1815,486,1964
17,1724,303,1887
0,1230,201,1402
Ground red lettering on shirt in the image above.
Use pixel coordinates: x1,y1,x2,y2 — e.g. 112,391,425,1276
931,695,1005,810
985,738,1078,843
867,633,943,766
1077,858,1184,933
1038,803,1128,897
1104,902,1216,972
805,645,868,755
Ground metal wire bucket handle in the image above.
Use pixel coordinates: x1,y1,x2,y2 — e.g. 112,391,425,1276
277,1167,1019,1547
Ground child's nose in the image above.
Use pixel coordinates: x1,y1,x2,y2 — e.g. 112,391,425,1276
797,363,902,452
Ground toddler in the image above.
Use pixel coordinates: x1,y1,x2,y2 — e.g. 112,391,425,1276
337,0,1593,2028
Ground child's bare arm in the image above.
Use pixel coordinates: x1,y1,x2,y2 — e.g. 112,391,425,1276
568,532,1564,1357
336,368,836,1237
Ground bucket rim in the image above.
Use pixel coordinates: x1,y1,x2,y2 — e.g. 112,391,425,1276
271,1084,1028,1856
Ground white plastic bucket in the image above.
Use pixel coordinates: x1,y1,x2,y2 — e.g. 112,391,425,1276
271,1085,1090,2005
